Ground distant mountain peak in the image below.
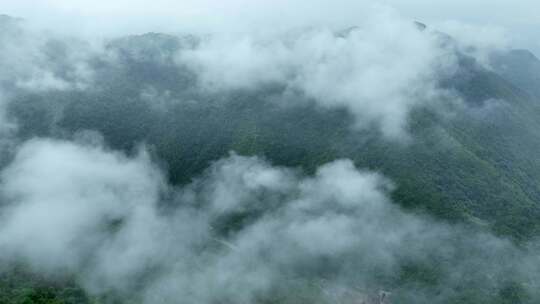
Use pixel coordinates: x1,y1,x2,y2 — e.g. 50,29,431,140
414,21,427,31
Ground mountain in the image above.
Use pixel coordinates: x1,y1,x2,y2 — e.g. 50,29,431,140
490,49,540,98
2,20,540,303
11,32,540,239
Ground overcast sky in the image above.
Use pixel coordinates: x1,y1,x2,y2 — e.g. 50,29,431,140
2,0,539,55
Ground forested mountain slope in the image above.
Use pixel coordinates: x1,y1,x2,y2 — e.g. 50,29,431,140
9,32,540,240
2,17,540,304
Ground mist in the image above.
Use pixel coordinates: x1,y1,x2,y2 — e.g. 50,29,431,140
3,0,540,54
0,7,469,139
1,139,539,303
1,1,540,304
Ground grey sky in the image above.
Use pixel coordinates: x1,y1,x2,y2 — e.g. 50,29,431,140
385,0,540,55
2,0,539,54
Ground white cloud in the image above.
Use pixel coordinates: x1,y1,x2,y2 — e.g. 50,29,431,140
0,19,95,92
0,139,539,303
179,7,457,138
0,1,526,140
0,139,163,273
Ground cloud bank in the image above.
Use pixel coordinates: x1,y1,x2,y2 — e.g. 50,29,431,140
0,139,539,303
0,4,513,139
178,7,457,138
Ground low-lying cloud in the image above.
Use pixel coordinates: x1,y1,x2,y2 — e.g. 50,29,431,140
0,139,539,303
178,7,458,138
0,17,95,93
0,6,514,139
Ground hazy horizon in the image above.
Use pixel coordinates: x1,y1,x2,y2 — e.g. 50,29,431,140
2,0,539,56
